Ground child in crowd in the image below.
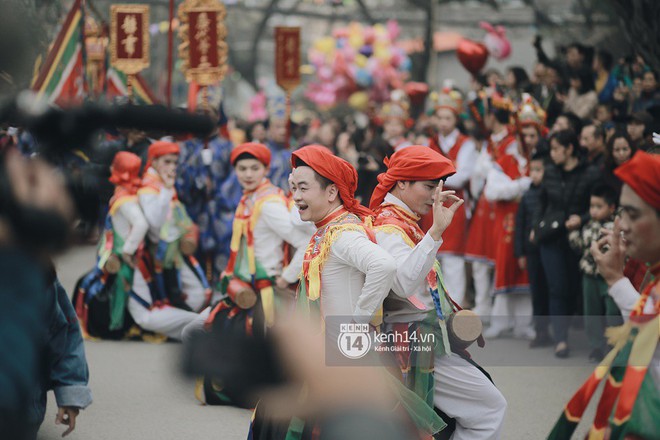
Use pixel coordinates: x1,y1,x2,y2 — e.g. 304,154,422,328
568,184,622,362
515,153,552,348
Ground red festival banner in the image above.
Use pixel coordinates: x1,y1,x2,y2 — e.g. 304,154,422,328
275,27,301,92
110,4,150,75
178,0,227,87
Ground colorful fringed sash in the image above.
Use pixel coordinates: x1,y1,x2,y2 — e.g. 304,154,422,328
549,263,660,440
300,207,373,302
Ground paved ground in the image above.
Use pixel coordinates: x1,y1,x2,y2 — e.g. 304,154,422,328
37,245,601,439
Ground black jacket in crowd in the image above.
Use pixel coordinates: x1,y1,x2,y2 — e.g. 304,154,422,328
534,158,602,240
515,184,543,258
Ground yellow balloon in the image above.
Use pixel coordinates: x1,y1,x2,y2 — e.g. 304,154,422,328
349,34,364,49
373,40,387,51
355,54,368,68
159,21,169,33
374,47,391,62
349,22,363,36
315,37,336,55
348,91,369,111
373,24,386,38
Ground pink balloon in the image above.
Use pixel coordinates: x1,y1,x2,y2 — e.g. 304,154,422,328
333,27,350,39
309,51,325,68
318,66,333,81
386,20,400,41
480,21,511,61
341,46,356,62
390,51,403,68
363,28,376,45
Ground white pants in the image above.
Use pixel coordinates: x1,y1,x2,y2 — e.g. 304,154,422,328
438,255,466,307
129,264,204,341
471,262,493,318
434,354,507,440
488,293,534,334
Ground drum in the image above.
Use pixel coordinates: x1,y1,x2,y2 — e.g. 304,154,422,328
448,310,483,350
226,278,258,309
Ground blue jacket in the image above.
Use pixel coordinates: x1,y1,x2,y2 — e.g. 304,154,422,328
29,278,92,424
515,184,543,258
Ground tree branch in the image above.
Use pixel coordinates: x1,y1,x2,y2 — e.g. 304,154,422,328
246,0,281,89
355,0,376,25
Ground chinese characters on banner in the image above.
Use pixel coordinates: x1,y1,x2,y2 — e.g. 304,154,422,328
189,11,218,69
177,0,227,87
275,27,301,92
110,4,150,75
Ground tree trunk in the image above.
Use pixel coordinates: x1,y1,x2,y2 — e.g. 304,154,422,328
607,0,660,73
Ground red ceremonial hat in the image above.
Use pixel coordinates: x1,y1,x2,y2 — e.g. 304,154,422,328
230,142,272,167
292,144,373,219
146,141,180,170
369,145,456,210
109,151,142,193
614,151,660,209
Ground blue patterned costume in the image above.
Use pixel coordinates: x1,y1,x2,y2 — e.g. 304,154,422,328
265,140,292,192
176,135,240,281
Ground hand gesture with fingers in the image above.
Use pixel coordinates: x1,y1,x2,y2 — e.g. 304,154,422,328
590,218,626,287
429,181,464,241
56,406,79,437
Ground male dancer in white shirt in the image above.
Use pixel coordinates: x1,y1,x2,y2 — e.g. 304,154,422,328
370,145,507,440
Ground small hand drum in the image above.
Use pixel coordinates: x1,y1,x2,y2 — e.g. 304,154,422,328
226,278,258,309
104,254,121,274
447,310,483,350
180,225,199,256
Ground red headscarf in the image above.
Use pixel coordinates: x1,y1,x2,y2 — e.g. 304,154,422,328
369,145,456,210
292,144,373,219
145,141,180,171
614,151,660,209
109,151,142,193
230,142,271,167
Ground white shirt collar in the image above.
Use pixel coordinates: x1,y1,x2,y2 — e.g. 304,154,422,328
384,193,417,217
490,128,509,144
438,128,459,153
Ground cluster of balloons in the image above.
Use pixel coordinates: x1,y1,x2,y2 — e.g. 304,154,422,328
305,20,412,110
456,22,512,75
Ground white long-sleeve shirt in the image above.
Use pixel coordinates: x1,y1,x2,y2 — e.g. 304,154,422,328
470,141,492,198
111,201,149,255
253,200,312,283
319,227,396,322
375,194,443,323
484,141,531,202
138,168,180,243
438,129,477,190
609,277,660,384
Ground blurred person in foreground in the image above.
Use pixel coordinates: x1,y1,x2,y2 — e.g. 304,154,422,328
549,151,660,440
0,147,91,439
